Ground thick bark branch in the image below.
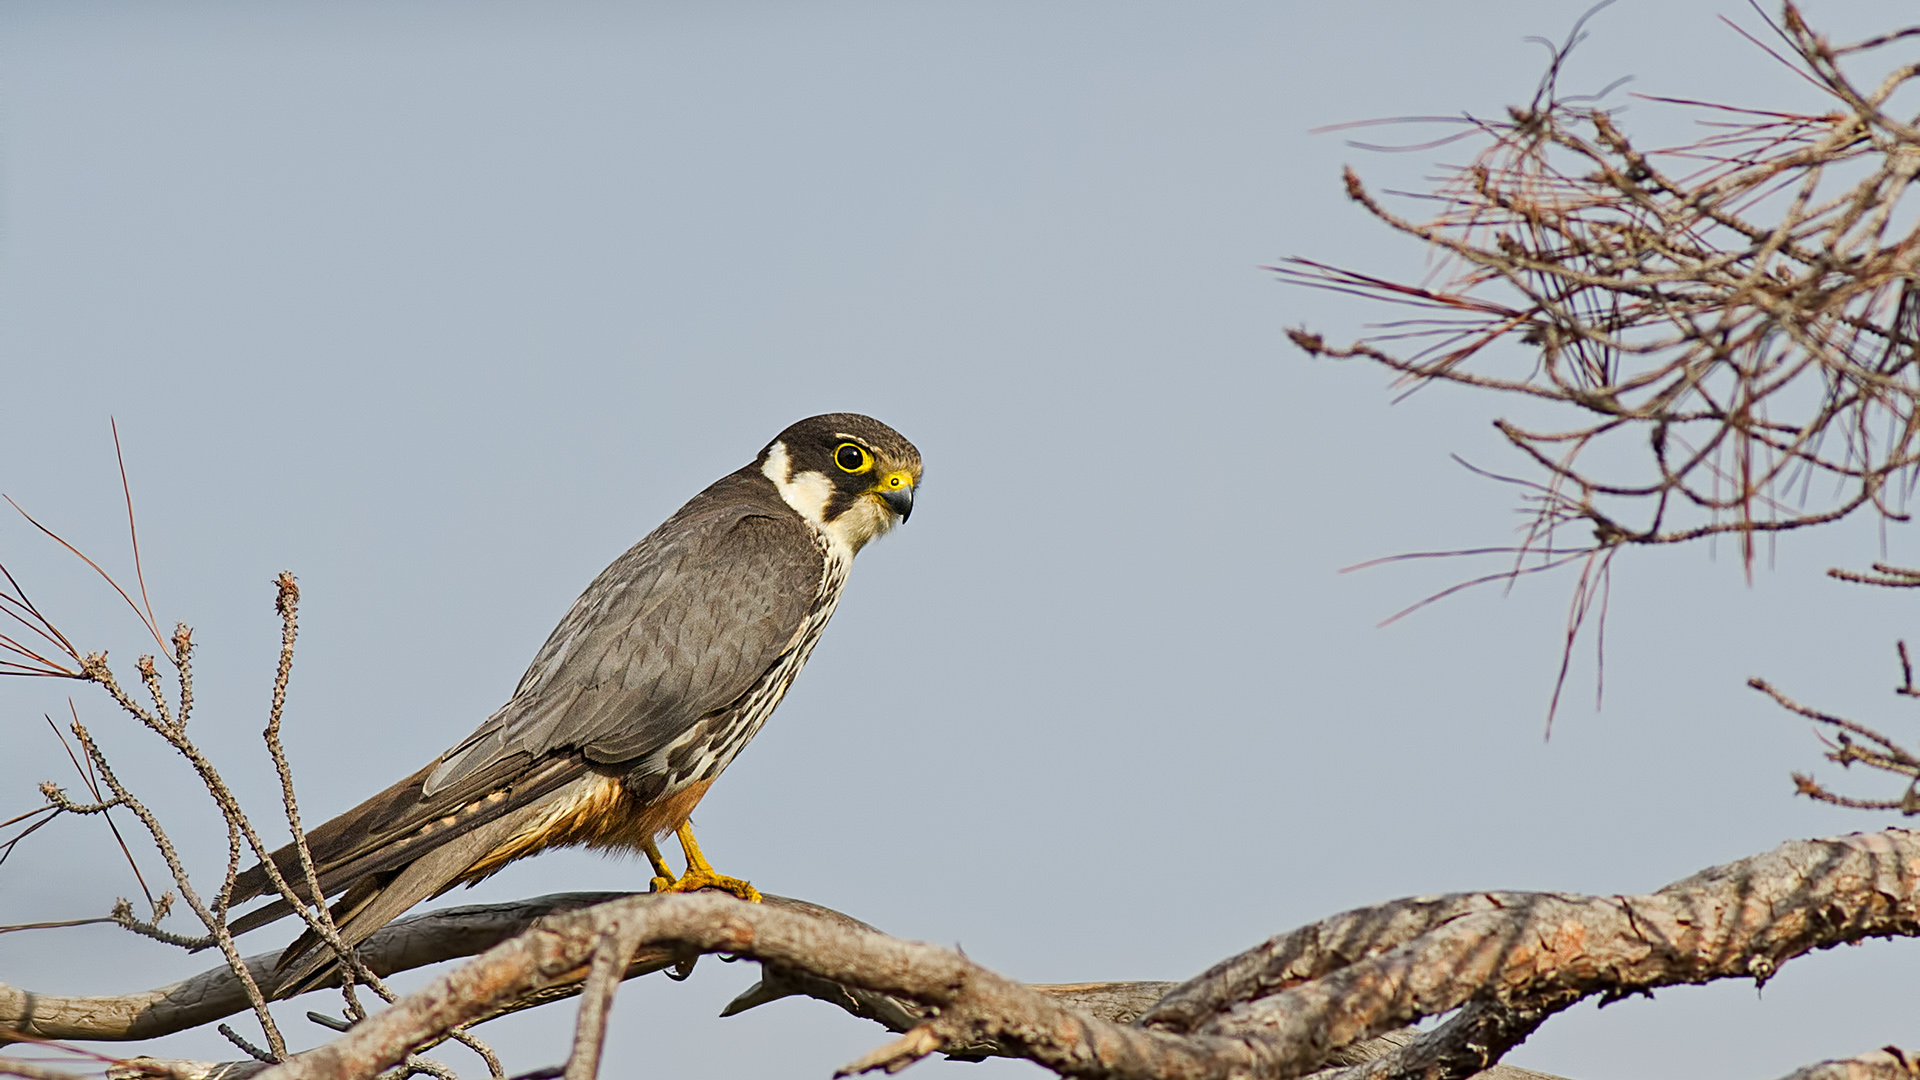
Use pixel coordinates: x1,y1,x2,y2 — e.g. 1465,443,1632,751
0,893,1198,1069
722,962,1564,1080
1,893,637,1044
1303,1005,1572,1080
1134,829,1920,1077
1773,1047,1920,1080
247,892,1254,1080
11,828,1918,1080
0,1062,99,1080
723,964,1182,1062
255,828,1920,1080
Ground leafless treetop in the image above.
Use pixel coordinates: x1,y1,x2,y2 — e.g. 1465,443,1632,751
1289,2,1920,573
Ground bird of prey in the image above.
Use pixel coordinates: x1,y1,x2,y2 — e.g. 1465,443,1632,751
227,413,921,994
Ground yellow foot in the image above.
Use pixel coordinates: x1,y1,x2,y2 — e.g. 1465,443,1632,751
652,866,762,903
642,824,763,902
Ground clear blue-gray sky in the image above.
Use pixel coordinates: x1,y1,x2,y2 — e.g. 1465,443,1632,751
2,2,1917,1077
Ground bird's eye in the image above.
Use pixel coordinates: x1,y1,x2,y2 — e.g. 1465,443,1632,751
834,443,871,473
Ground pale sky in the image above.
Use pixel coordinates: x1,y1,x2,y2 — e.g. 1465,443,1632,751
2,2,1918,1077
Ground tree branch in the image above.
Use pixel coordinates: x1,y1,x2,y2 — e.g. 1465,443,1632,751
13,827,1917,1080
558,919,642,1080
1773,1047,1920,1080
1,893,636,1044
252,891,1253,1080
132,827,1898,1080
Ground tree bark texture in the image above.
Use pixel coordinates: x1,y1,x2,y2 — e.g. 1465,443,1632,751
5,828,1915,1080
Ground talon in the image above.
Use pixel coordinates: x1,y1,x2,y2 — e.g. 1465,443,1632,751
652,822,763,902
654,868,762,902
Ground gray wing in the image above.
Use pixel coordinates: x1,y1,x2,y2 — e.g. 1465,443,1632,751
423,498,823,797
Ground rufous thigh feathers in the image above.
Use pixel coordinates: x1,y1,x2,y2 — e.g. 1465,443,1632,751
456,774,716,886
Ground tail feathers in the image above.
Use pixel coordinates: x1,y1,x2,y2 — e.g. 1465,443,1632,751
260,874,390,993
231,763,441,908
224,853,347,942
228,893,302,940
227,845,408,940
228,756,581,934
269,812,529,998
228,842,320,913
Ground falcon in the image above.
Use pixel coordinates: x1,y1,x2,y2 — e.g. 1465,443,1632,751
227,413,921,994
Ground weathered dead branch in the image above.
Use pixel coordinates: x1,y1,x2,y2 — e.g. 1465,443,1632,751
1774,1047,1920,1080
0,891,1186,1070
12,827,1892,1080
1300,1024,1568,1080
0,1062,101,1080
9,793,1919,1079
1,894,629,1045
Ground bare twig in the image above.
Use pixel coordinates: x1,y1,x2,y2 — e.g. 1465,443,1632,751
559,921,646,1080
4,497,171,662
109,419,162,660
49,707,158,914
1290,2,1920,697
1754,666,1920,813
61,720,273,1046
254,573,373,1013
1830,562,1920,588
0,558,82,678
216,1025,275,1064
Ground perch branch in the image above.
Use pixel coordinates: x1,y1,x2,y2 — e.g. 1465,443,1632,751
83,827,1896,1080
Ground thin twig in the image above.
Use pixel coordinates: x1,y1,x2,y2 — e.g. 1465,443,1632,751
561,921,647,1080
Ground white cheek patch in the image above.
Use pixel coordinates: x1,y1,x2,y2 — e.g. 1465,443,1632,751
760,441,834,527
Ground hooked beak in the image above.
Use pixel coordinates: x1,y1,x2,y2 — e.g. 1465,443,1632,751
879,483,914,522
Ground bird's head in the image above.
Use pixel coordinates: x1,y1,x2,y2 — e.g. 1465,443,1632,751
758,413,922,553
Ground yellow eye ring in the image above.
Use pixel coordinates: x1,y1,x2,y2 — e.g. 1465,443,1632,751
834,442,873,474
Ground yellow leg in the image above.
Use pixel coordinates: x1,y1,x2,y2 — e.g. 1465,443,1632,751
649,823,761,902
641,837,677,894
